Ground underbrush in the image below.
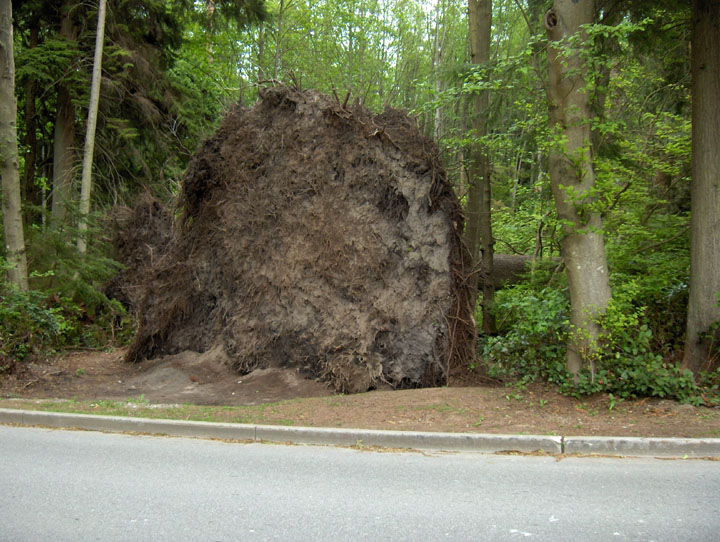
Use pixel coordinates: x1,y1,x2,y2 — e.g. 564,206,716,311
478,281,719,406
0,231,133,373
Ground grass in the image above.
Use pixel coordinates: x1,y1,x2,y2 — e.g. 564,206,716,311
0,397,307,426
411,403,468,414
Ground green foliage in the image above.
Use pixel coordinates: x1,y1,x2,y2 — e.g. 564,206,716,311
0,206,133,371
234,0,468,115
479,285,569,383
479,280,716,405
25,207,120,298
454,4,711,403
0,260,109,371
0,260,130,372
15,37,82,89
570,324,712,406
0,273,63,371
492,183,559,258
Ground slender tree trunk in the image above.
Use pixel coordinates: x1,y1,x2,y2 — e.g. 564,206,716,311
432,0,448,141
22,25,40,225
256,21,265,81
544,0,611,377
466,0,495,334
77,0,106,254
206,0,215,63
51,0,76,225
273,0,285,80
0,0,29,291
683,0,720,373
51,89,75,224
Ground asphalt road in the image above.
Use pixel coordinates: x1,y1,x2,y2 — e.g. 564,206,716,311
0,425,718,542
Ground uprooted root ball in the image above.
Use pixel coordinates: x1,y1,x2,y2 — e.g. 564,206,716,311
105,192,174,317
127,87,475,393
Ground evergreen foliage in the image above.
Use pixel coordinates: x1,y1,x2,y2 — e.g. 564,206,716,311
0,248,129,373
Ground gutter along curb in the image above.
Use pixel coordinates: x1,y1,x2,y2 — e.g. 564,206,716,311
2,408,719,457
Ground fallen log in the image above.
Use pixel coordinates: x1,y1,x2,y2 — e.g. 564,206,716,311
486,254,560,289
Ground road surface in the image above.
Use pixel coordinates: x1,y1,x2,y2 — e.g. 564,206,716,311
0,425,718,541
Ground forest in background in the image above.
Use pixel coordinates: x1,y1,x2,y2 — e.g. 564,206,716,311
0,0,718,404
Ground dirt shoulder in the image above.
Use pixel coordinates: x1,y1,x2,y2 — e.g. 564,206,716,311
1,349,719,439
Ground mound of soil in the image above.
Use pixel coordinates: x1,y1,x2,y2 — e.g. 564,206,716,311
1,349,331,406
127,87,475,393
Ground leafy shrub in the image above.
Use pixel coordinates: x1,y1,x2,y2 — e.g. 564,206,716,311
568,323,710,405
0,282,64,371
479,284,569,384
0,233,133,373
478,280,717,405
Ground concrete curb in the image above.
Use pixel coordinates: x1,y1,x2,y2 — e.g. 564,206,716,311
0,408,559,453
563,436,720,458
253,424,561,453
2,408,719,457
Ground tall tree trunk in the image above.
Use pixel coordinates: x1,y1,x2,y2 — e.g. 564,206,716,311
256,21,265,81
51,0,76,225
206,0,215,63
22,25,40,225
432,0,448,141
0,0,29,291
272,0,285,80
77,0,106,254
683,0,720,373
544,0,611,377
466,0,495,334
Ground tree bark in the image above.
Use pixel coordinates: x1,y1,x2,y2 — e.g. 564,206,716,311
256,20,265,81
466,0,496,334
77,0,106,254
432,0,448,141
22,24,40,225
0,0,29,291
545,0,611,377
206,0,215,63
51,0,76,225
683,0,720,373
272,0,284,80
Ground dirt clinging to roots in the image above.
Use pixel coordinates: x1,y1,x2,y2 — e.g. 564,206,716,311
105,193,174,315
127,87,475,393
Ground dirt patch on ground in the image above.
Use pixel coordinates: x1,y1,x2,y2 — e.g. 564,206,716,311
2,350,719,438
127,87,475,393
0,349,329,407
